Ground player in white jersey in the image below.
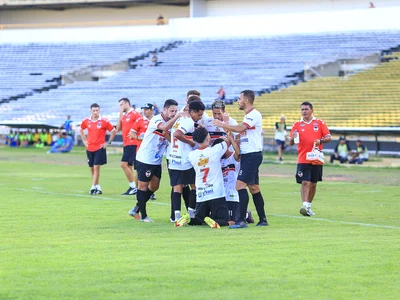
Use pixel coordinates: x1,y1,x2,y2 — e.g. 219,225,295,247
204,100,238,144
175,127,231,228
128,99,183,222
211,90,268,228
169,99,205,221
212,131,240,222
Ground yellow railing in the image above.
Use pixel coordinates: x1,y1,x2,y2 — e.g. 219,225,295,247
0,18,169,30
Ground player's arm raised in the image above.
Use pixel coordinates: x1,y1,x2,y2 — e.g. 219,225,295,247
158,111,187,132
211,119,247,133
174,130,196,148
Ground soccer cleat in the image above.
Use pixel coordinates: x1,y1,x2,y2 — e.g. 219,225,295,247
149,194,156,200
300,206,315,217
122,187,137,195
90,188,97,195
229,221,248,229
246,210,255,223
175,214,190,227
140,217,154,223
95,190,103,195
204,217,220,229
129,208,141,220
256,220,269,226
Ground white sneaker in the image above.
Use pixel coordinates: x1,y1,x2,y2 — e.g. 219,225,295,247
300,206,315,217
140,217,154,223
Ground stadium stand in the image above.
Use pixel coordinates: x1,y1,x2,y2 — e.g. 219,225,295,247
1,31,399,126
225,53,400,132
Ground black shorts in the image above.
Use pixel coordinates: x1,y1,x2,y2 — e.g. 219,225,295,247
195,197,229,221
296,163,323,184
276,139,285,149
121,145,137,167
136,161,162,182
86,148,107,167
237,151,263,185
169,168,195,186
227,201,240,222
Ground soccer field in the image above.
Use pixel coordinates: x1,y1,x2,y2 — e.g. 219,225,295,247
1,147,399,299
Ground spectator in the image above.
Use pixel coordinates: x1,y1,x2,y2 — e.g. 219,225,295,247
26,130,34,146
33,129,40,143
330,137,351,164
19,131,28,147
153,103,160,115
349,140,369,164
63,115,73,135
274,115,287,161
216,86,226,100
369,2,375,8
156,14,165,25
151,53,158,67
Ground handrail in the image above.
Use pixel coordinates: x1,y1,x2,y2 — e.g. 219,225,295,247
0,18,169,30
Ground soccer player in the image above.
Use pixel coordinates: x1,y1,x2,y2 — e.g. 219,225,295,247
129,99,183,222
117,98,141,195
204,100,238,144
289,101,331,216
80,103,116,195
213,131,241,222
175,127,231,228
211,90,268,228
169,100,205,221
130,103,156,200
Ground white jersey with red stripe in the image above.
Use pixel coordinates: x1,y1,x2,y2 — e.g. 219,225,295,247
204,116,238,143
239,108,263,154
221,152,240,202
188,142,227,202
136,113,169,165
169,116,196,170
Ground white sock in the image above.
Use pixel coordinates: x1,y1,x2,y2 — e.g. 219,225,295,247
95,184,101,191
129,182,136,189
91,185,96,190
175,210,181,221
188,208,195,218
303,202,311,208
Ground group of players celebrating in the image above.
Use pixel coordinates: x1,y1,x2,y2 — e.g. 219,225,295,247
80,89,269,229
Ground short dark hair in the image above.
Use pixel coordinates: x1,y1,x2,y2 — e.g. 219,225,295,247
187,95,202,105
241,90,255,103
164,99,178,108
187,90,201,98
189,100,205,112
301,101,313,109
119,98,131,105
212,138,225,147
90,103,100,109
211,100,225,111
193,127,209,143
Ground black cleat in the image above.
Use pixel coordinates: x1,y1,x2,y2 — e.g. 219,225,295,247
149,194,156,200
90,189,97,195
122,187,137,195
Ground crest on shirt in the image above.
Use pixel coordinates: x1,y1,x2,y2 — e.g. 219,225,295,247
313,126,318,132
145,170,151,177
198,157,209,167
97,122,102,128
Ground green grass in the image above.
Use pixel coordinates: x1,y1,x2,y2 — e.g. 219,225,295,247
1,147,399,299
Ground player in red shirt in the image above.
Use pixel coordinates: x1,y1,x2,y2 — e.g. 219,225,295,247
130,103,156,199
289,101,331,217
117,98,141,195
80,103,117,195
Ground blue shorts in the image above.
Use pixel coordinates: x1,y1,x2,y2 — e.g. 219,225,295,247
237,151,263,185
86,148,107,167
276,139,286,149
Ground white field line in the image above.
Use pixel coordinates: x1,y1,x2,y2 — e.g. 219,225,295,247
271,214,400,230
6,187,400,230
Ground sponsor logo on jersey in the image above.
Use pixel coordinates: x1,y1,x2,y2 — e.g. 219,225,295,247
198,157,209,167
173,122,180,130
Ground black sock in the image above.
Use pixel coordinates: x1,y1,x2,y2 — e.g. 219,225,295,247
171,192,182,218
137,189,148,219
252,192,267,222
170,187,174,219
189,189,196,210
238,189,249,222
145,189,155,201
182,186,190,210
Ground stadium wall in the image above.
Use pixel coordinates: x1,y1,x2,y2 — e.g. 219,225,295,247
0,4,188,24
2,7,400,43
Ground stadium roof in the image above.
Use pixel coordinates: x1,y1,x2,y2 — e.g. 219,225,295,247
0,0,189,10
